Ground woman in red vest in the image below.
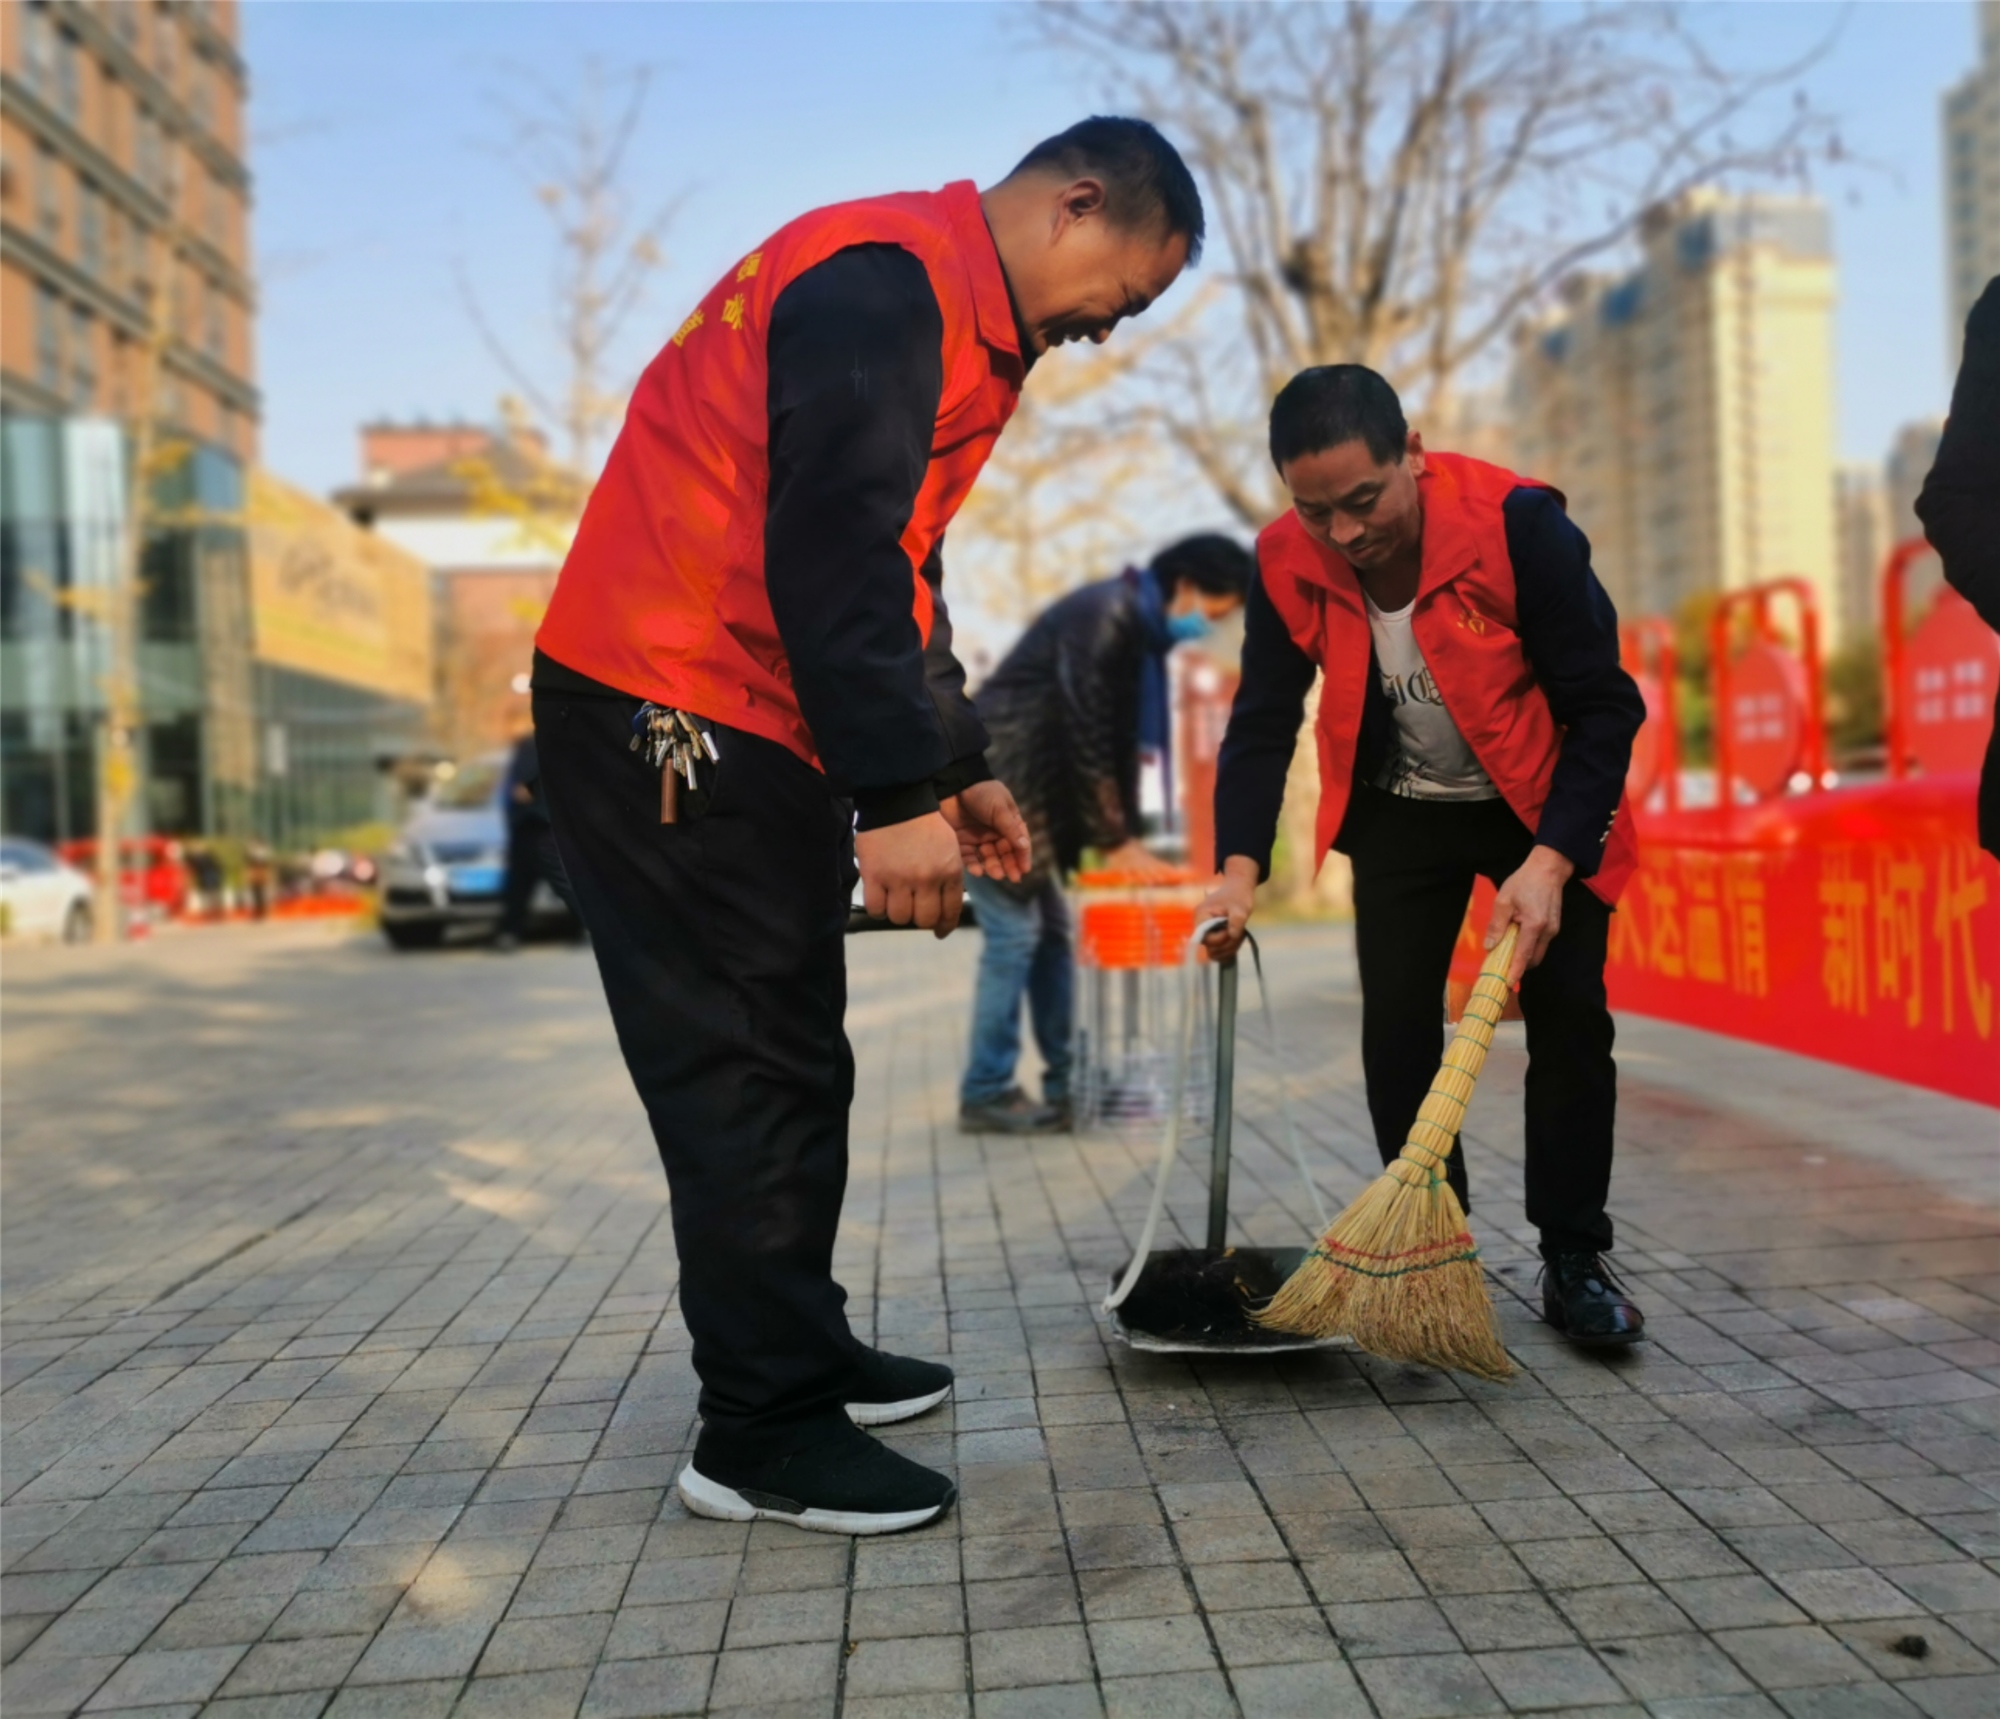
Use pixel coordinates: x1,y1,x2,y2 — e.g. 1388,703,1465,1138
1201,366,1650,1352
532,121,1203,1534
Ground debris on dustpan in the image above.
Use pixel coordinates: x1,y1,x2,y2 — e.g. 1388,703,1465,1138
1109,1244,1330,1354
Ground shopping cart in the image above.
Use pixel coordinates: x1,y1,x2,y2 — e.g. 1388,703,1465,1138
1070,869,1210,1133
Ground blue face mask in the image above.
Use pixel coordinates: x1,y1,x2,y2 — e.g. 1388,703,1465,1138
1167,609,1213,644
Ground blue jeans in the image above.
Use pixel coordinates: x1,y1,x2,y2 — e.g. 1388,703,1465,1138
961,872,1074,1107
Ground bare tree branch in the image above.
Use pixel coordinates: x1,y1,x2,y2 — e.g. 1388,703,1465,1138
459,58,689,478
1034,0,1844,520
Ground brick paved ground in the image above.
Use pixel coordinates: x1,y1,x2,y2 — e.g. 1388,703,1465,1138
4,919,1997,1719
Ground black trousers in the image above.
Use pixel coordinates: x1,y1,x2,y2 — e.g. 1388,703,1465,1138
1340,784,1617,1256
499,816,562,937
534,686,862,1447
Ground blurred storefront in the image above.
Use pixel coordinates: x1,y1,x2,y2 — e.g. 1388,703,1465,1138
0,431,429,848
245,470,431,848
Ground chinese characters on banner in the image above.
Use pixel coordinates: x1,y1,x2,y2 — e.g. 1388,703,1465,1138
1601,780,1997,1105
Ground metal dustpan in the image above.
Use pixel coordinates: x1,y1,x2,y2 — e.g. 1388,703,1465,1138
1106,933,1348,1356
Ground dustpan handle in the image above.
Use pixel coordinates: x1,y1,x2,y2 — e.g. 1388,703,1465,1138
1207,957,1238,1251
1103,917,1226,1313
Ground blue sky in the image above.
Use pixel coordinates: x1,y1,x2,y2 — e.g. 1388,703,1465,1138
246,2,1980,497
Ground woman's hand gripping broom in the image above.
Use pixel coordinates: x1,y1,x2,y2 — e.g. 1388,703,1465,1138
1255,926,1519,1381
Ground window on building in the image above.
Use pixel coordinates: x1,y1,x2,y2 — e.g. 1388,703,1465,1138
35,144,62,243
54,24,82,119
108,332,131,416
106,204,127,293
100,69,125,164
70,305,96,407
156,3,180,91
78,180,105,275
35,286,64,391
204,283,226,362
190,57,213,133
141,535,200,643
135,108,162,193
205,172,228,246
22,4,58,93
111,0,139,42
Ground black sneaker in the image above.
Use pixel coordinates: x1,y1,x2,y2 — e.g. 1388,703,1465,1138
1540,1250,1646,1348
846,1345,953,1427
959,1088,1061,1135
678,1419,956,1536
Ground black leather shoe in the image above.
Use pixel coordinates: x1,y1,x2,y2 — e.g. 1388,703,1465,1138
845,1345,953,1427
1540,1251,1645,1348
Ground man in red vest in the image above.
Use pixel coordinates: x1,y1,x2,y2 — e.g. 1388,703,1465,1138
1200,365,1649,1352
532,120,1203,1534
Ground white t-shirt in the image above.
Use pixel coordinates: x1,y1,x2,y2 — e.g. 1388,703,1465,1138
1366,595,1500,801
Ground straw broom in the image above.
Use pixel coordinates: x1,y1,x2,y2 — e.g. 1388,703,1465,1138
1256,925,1519,1381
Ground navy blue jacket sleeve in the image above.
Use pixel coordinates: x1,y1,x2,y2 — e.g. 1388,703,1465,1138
1213,567,1318,878
1504,489,1645,877
917,541,993,802
765,243,987,829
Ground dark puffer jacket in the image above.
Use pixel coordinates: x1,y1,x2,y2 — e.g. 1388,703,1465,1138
976,575,1149,890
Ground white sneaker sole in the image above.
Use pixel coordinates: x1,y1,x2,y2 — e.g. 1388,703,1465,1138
677,1463,950,1536
845,1382,952,1427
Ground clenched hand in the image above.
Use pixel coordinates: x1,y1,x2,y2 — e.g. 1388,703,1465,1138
1487,843,1575,987
856,812,965,936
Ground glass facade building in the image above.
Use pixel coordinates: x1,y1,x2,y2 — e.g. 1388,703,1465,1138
1,414,426,847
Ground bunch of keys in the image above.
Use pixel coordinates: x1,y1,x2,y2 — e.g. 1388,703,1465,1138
630,702,719,824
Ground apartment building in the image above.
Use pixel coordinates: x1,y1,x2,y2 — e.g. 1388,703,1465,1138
1944,0,2000,344
1510,191,1841,638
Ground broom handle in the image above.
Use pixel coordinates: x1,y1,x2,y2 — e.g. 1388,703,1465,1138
1400,925,1519,1173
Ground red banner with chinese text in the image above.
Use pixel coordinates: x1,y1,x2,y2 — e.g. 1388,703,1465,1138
1446,776,1997,1105
1607,778,1997,1106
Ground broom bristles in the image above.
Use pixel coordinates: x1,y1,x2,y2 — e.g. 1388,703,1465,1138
1257,927,1520,1381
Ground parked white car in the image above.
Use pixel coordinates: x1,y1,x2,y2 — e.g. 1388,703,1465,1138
0,838,94,942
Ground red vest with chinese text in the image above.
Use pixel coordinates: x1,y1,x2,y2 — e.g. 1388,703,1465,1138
1255,452,1639,906
536,181,1025,766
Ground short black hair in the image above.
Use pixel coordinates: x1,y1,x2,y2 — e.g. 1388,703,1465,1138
1150,533,1252,598
1012,117,1205,264
1268,365,1408,469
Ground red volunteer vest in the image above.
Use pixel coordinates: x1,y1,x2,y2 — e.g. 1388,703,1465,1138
536,181,1025,766
1256,452,1638,906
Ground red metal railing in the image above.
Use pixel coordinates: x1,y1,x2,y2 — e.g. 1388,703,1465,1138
1880,534,1936,781
1619,616,1681,812
1710,578,1827,803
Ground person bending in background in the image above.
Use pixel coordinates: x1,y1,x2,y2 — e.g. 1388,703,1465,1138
960,536,1252,1134
1200,365,1650,1350
1916,274,1999,860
